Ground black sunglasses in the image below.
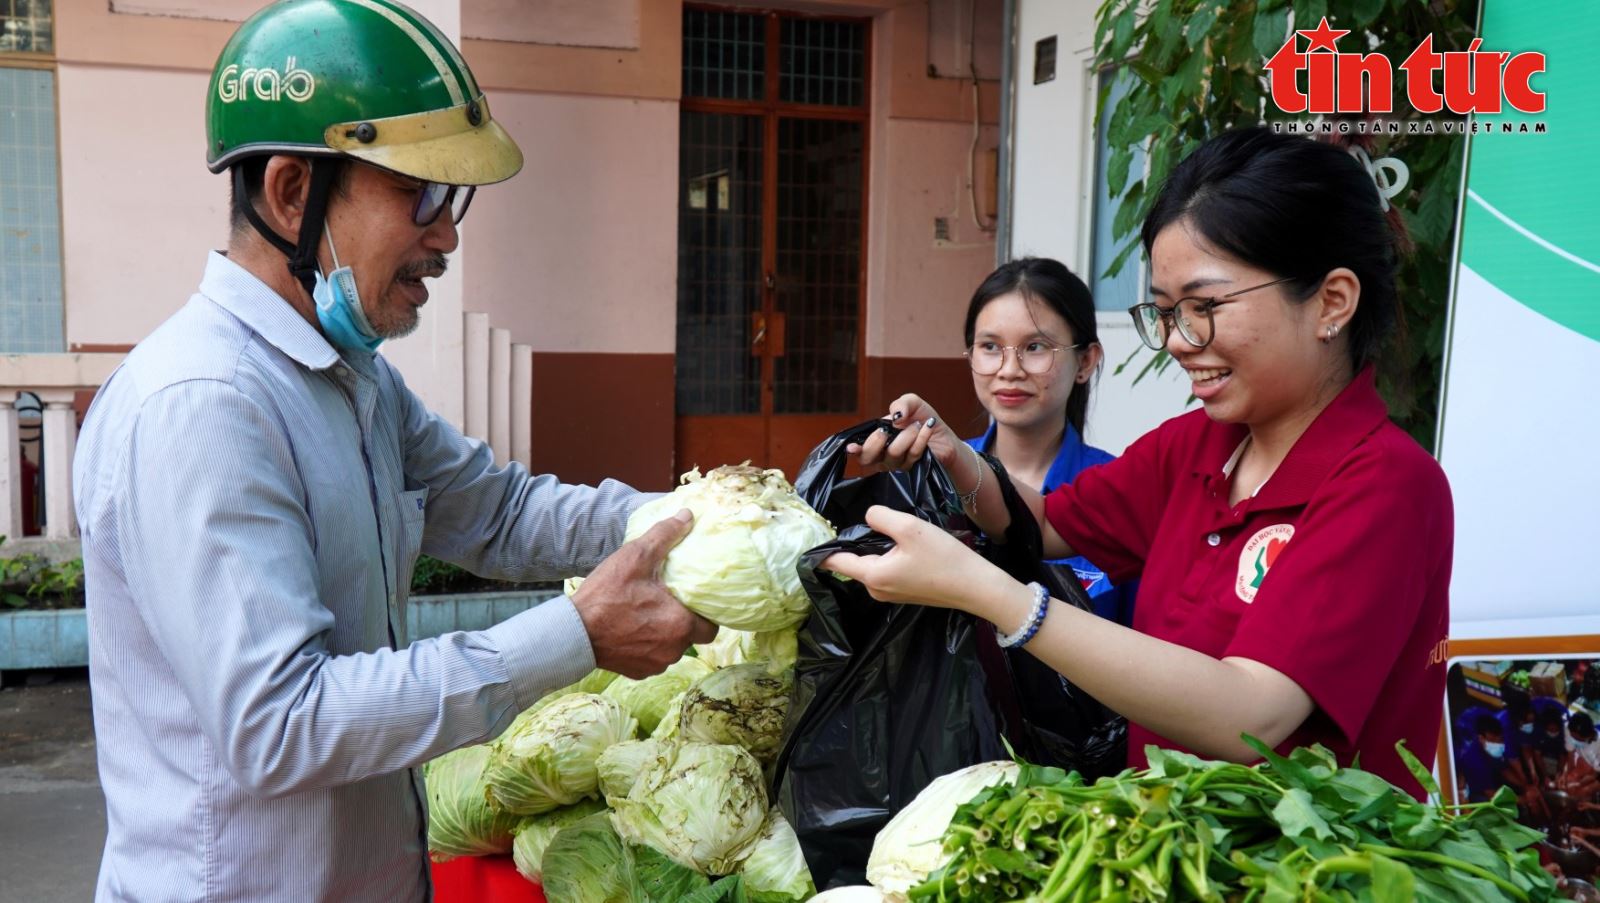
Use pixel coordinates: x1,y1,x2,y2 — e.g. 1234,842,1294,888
411,181,475,227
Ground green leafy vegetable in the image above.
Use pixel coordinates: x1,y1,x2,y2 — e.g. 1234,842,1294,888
895,740,1558,902
422,744,524,861
483,693,637,816
624,465,835,631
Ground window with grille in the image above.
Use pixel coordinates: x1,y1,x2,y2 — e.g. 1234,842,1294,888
0,0,64,353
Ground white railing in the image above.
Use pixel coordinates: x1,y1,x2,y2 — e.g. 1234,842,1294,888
462,312,534,469
0,353,126,540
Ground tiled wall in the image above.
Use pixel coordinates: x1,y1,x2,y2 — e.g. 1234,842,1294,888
0,66,64,353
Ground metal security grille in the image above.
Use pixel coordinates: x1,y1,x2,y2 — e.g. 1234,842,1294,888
0,0,52,54
779,17,866,108
0,0,62,354
676,7,868,432
676,111,764,416
773,117,863,414
682,7,764,102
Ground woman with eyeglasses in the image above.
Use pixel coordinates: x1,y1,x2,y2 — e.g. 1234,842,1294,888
957,257,1134,626
832,126,1451,797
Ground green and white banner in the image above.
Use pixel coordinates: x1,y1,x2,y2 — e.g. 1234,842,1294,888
1438,0,1598,639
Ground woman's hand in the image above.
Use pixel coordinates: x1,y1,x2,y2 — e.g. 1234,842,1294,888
818,505,1013,612
848,393,964,472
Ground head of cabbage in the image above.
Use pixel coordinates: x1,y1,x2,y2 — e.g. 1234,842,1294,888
595,738,666,804
423,744,524,861
540,811,712,903
678,662,792,763
483,693,637,816
865,760,1020,897
625,466,834,632
510,798,607,883
696,626,799,674
601,655,714,736
739,812,816,902
610,741,769,875
523,668,621,717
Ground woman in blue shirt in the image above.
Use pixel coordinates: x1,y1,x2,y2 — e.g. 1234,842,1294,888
960,257,1135,625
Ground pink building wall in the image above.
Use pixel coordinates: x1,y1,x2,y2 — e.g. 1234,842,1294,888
44,0,1004,485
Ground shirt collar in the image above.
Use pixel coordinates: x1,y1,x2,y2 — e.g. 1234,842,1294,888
1193,366,1390,509
973,421,1091,493
199,251,341,372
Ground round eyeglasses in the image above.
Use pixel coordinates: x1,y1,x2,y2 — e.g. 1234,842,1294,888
1126,276,1302,351
964,340,1083,376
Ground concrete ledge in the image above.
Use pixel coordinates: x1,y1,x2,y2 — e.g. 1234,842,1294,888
0,537,82,565
0,610,89,670
0,589,559,671
406,589,560,640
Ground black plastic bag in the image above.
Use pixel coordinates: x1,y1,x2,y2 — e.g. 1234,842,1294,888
771,418,1126,889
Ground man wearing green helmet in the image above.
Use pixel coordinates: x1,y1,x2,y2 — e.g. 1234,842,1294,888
71,2,715,899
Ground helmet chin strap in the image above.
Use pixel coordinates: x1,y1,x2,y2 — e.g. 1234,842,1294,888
233,158,342,300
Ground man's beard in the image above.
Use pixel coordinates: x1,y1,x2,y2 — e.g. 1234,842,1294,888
370,254,448,339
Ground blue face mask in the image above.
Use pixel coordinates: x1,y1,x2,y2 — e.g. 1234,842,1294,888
312,225,383,354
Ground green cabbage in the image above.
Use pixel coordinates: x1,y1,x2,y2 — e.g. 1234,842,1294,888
423,744,524,861
678,663,792,763
624,466,834,632
540,812,711,903
601,655,714,735
752,629,798,673
524,668,621,718
540,812,635,903
696,626,799,674
483,693,637,816
739,813,815,902
610,742,769,875
651,693,686,741
695,626,757,668
510,798,607,883
596,738,666,804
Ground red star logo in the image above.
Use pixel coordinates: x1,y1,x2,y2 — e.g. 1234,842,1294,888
1297,16,1350,53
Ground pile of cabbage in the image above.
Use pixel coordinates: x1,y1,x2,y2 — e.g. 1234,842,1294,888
422,465,831,902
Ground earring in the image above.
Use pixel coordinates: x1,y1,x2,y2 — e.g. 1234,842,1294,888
1321,324,1340,344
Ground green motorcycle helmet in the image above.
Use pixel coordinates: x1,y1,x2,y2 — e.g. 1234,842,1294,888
205,0,522,186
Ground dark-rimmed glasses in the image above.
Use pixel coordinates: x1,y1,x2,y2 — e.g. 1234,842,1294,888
1127,276,1302,350
411,181,475,227
964,340,1085,376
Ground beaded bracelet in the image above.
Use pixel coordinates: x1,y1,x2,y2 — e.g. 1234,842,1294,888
957,443,984,512
997,581,1050,649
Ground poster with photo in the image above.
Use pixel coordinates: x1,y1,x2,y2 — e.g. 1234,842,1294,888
1443,653,1600,889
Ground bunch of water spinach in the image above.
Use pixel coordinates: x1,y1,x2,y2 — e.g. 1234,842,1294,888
909,738,1557,903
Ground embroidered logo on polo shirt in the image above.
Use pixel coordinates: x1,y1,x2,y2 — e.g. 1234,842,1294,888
1236,524,1295,603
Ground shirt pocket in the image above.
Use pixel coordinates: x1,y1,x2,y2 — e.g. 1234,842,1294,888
398,488,428,576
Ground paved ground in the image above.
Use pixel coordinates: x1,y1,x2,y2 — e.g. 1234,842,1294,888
0,668,105,902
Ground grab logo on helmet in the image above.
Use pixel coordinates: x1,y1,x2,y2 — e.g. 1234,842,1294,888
216,57,316,104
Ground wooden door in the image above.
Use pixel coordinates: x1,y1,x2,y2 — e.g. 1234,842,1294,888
675,8,870,481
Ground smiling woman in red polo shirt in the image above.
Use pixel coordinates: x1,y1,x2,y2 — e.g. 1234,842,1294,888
830,126,1452,798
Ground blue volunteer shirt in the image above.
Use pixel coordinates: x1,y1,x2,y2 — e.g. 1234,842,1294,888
967,423,1136,626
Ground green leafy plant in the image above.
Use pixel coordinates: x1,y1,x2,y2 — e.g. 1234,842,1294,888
1093,0,1477,449
409,555,552,596
0,536,85,610
907,739,1556,901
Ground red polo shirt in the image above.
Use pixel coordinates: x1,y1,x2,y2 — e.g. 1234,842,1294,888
1043,367,1451,797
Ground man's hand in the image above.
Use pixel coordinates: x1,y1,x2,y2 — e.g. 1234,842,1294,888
571,509,718,679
